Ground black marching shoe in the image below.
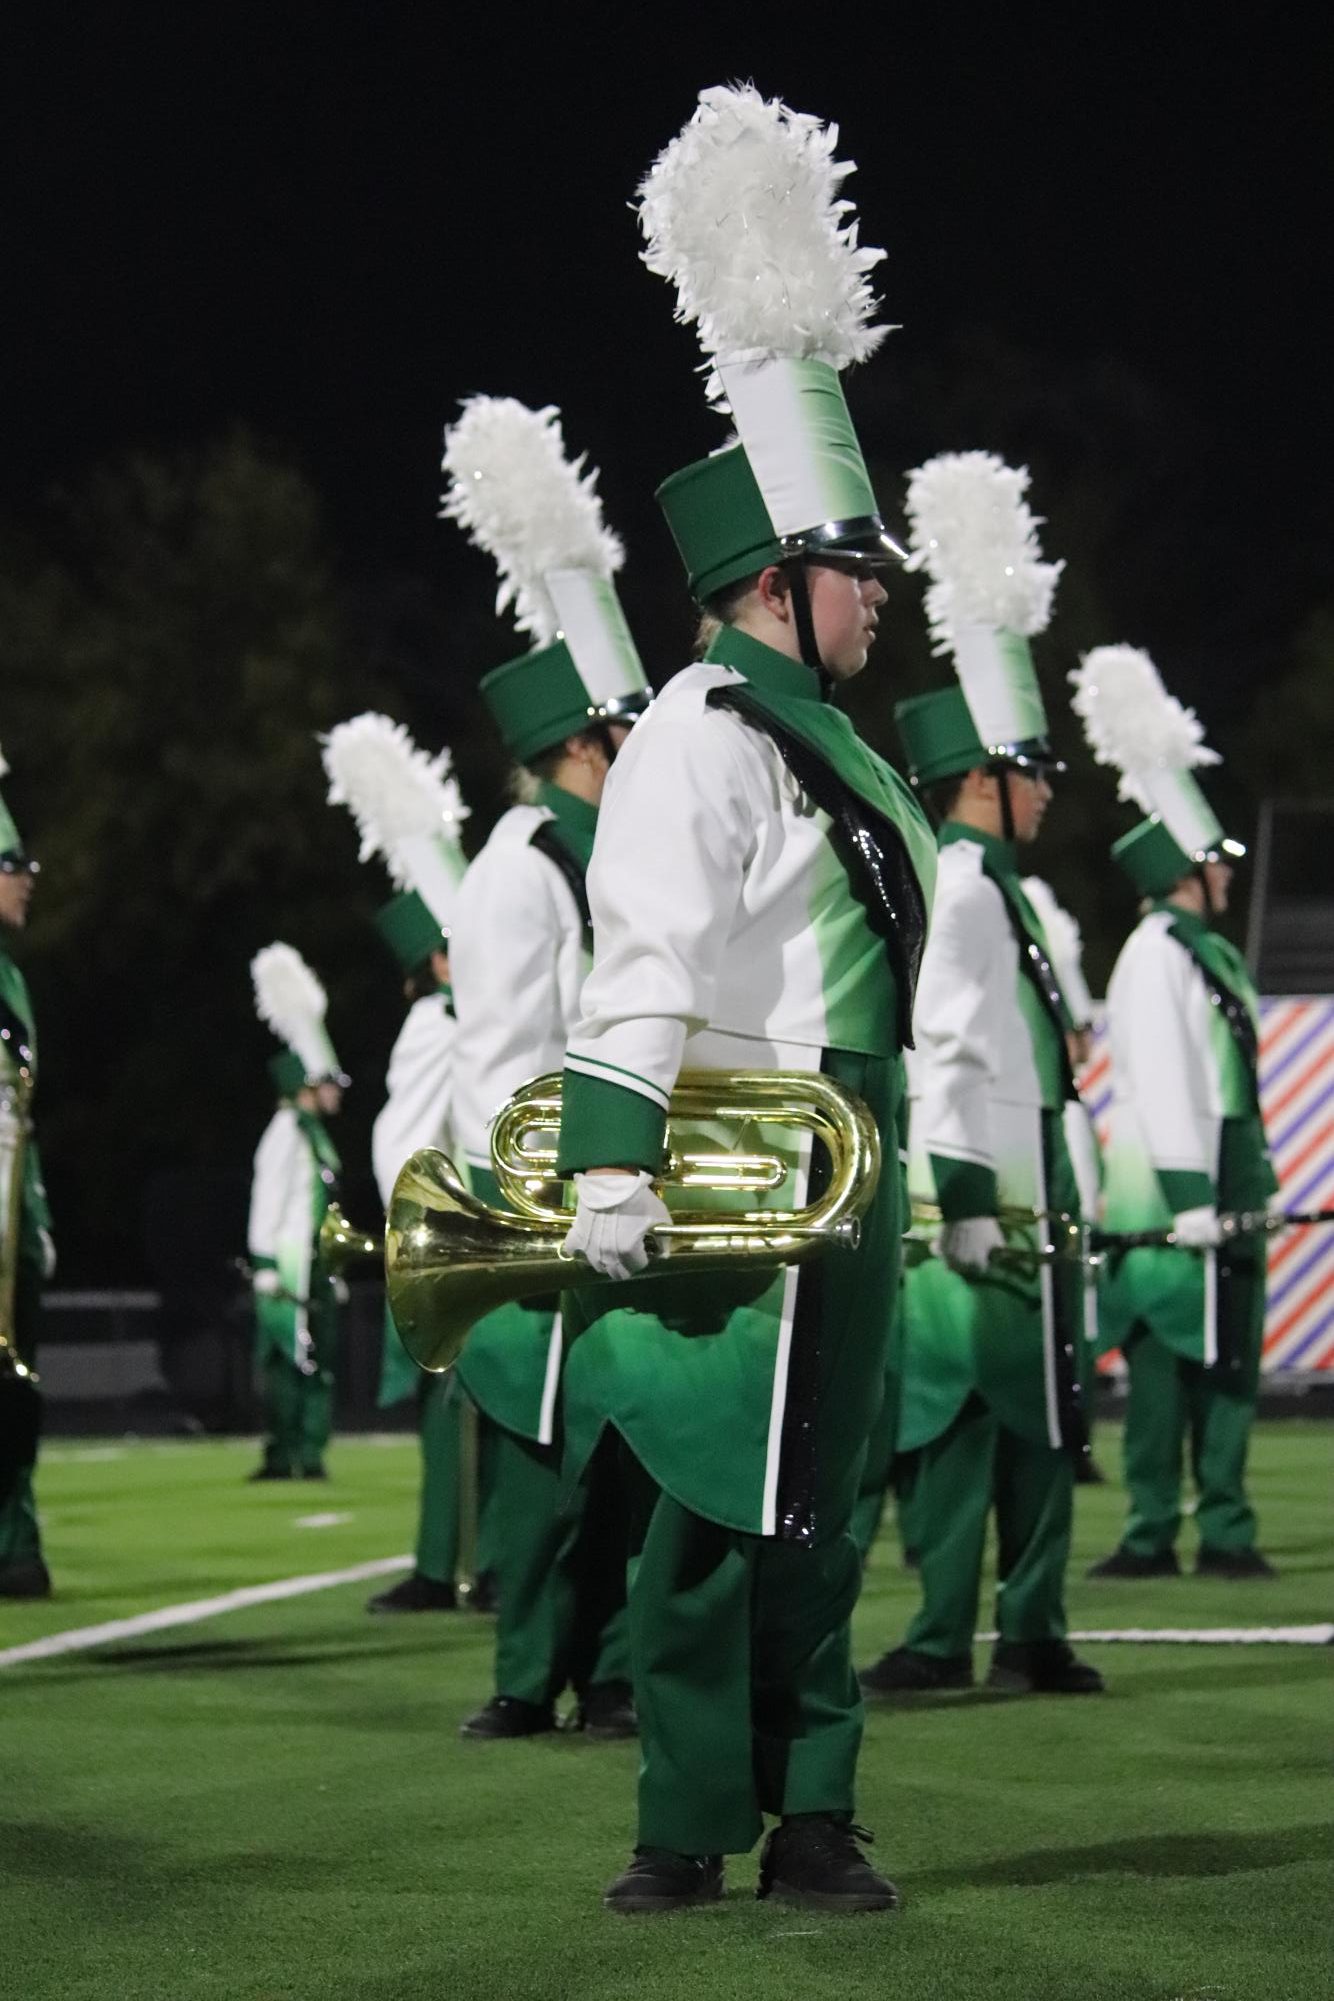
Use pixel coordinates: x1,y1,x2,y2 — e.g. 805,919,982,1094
0,1555,52,1600
367,1571,458,1614
459,1694,556,1740
462,1569,499,1614
987,1639,1105,1694
603,1847,724,1915
301,1464,329,1481
1074,1454,1108,1486
860,1645,973,1694
246,1462,292,1483
758,1814,899,1914
569,1679,638,1740
1087,1546,1179,1579
1196,1546,1277,1579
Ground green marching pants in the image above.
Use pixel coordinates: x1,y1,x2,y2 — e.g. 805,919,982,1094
904,1393,1074,1660
259,1296,339,1476
414,1378,498,1588
489,1423,628,1708
1121,1328,1258,1557
625,1449,865,1857
0,1259,43,1566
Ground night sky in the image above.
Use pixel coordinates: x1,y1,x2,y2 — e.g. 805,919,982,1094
4,8,1327,699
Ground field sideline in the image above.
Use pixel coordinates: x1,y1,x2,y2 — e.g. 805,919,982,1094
5,1422,1331,2001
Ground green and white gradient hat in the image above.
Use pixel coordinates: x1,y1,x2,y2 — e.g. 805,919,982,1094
638,85,902,602
251,942,345,1092
895,453,1064,784
321,713,469,973
0,742,27,862
1069,644,1244,896
441,398,650,767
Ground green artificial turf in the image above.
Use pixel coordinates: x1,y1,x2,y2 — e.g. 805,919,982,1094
4,1424,1331,2001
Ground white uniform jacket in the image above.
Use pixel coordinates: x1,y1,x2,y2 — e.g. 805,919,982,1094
566,663,900,1127
371,994,457,1211
247,1106,319,1365
450,804,589,1177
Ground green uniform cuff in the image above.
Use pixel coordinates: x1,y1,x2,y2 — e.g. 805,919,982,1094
1158,1168,1215,1214
556,1069,669,1176
930,1154,999,1222
251,1254,278,1272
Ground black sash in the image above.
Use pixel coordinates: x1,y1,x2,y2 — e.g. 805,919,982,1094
0,991,35,1081
1168,922,1261,1103
529,821,592,937
983,866,1078,1103
708,686,928,1049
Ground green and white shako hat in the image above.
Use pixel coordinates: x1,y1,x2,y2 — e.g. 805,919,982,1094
251,942,346,1095
321,713,469,973
440,398,650,767
1069,644,1244,897
637,84,902,603
0,741,33,867
894,453,1065,785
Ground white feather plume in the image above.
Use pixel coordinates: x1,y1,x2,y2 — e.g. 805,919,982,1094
637,83,886,399
904,452,1063,651
1069,644,1219,811
251,942,328,1052
440,398,623,646
321,713,467,890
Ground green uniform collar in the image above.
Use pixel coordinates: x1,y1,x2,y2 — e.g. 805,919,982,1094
702,625,937,919
536,781,599,871
938,818,1017,875
704,625,823,704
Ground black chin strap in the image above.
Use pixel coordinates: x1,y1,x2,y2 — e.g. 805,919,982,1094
784,556,827,680
996,764,1016,843
1196,861,1216,922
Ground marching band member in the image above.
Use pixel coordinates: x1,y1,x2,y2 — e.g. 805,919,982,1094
438,396,650,1739
247,944,347,1483
321,713,488,1612
0,744,55,1598
860,453,1104,1700
556,88,936,1914
1072,646,1278,1578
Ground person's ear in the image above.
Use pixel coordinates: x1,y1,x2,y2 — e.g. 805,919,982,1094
755,564,791,621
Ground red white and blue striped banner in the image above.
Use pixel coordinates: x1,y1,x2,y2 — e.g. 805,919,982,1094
1081,997,1334,1374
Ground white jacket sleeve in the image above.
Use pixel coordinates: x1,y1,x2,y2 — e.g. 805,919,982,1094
371,998,457,1207
566,712,753,1113
910,870,1007,1178
1109,929,1213,1179
247,1107,315,1300
450,840,578,1172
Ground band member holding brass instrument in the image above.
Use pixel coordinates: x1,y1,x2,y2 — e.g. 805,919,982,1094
438,397,651,1741
554,89,935,1916
321,713,490,1613
1,743,55,1598
247,944,347,1483
860,453,1103,1703
1072,646,1278,1580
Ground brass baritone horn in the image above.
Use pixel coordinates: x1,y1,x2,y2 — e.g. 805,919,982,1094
386,1069,882,1375
318,1204,382,1274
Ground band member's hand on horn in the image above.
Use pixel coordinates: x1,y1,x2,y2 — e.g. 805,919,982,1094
566,1171,671,1281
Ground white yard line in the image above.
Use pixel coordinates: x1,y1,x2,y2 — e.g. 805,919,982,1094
979,1625,1333,1646
0,1555,411,1668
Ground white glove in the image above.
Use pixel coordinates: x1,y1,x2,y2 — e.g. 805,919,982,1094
252,1268,282,1296
564,1171,671,1283
38,1226,57,1282
330,1275,351,1307
1172,1205,1221,1249
939,1216,1006,1276
1266,1186,1287,1219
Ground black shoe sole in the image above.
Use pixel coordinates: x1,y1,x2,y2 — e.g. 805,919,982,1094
761,1880,899,1914
986,1668,1105,1695
604,1888,724,1915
